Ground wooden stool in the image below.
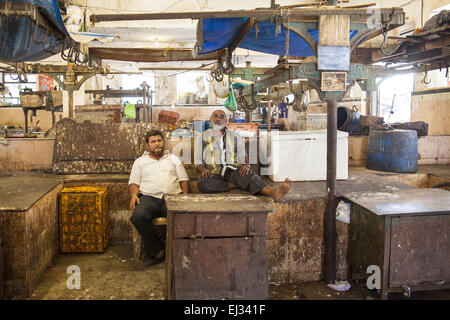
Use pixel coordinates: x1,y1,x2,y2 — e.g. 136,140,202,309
132,217,167,260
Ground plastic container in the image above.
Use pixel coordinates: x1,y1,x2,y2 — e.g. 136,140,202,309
337,106,360,133
260,129,348,181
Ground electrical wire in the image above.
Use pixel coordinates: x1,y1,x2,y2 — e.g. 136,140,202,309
144,62,217,79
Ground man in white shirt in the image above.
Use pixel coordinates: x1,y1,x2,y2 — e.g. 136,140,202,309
196,110,292,202
129,130,189,266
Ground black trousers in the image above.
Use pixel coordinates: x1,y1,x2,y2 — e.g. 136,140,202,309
130,195,166,259
197,167,267,195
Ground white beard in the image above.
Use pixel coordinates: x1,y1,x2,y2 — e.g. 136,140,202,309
212,123,225,130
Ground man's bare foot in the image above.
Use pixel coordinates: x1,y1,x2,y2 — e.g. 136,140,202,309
272,178,292,202
155,249,165,259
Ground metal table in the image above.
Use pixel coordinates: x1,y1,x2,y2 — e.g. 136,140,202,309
344,188,450,299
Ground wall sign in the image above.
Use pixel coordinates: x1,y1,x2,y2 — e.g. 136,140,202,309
318,46,350,71
321,72,347,92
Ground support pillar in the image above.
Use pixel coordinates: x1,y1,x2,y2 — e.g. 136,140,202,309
368,90,378,116
142,82,148,123
324,98,337,283
68,90,74,119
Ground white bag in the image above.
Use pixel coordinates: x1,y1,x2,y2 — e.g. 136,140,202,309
336,200,350,224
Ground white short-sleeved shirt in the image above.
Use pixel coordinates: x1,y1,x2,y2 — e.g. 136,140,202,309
128,151,189,199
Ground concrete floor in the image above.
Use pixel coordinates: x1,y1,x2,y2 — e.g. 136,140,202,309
27,244,450,301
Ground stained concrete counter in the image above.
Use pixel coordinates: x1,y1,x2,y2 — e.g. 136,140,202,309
0,172,63,212
267,170,415,203
1,165,449,211
0,172,129,212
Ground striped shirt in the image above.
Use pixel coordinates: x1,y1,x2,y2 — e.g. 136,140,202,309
201,129,245,176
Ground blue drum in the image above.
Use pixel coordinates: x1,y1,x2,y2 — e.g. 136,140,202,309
367,129,418,173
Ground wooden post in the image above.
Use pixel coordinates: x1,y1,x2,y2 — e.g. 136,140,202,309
318,15,350,47
318,14,350,284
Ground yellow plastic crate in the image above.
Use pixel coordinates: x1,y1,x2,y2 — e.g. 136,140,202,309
58,186,108,253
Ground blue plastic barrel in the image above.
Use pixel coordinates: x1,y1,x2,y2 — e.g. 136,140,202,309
367,129,418,173
337,106,360,133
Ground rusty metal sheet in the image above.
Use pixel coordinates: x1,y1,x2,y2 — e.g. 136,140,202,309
343,188,450,216
52,119,165,174
348,203,386,280
171,237,268,300
389,214,450,288
172,213,267,239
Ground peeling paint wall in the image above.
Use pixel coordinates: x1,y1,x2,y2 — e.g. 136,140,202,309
411,91,450,135
268,199,348,283
0,138,55,171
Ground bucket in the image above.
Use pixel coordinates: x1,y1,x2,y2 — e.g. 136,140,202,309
337,106,360,133
367,129,418,173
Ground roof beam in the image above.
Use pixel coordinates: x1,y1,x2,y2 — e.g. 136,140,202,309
90,8,403,23
89,48,227,63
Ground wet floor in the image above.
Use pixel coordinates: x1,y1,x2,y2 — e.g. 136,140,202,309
26,244,450,301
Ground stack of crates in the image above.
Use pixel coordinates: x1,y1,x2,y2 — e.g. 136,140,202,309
58,186,108,253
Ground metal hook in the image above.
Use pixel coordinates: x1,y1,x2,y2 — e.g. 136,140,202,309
422,68,431,84
42,31,55,53
33,24,48,45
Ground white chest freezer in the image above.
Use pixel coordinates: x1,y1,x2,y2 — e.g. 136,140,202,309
259,130,348,182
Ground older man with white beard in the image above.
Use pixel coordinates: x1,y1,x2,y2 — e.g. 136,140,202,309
196,109,292,202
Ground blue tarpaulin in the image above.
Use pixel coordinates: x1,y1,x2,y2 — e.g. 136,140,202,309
198,18,357,57
0,0,69,62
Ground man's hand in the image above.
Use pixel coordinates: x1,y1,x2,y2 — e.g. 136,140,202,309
238,164,251,176
200,169,213,178
129,194,140,211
